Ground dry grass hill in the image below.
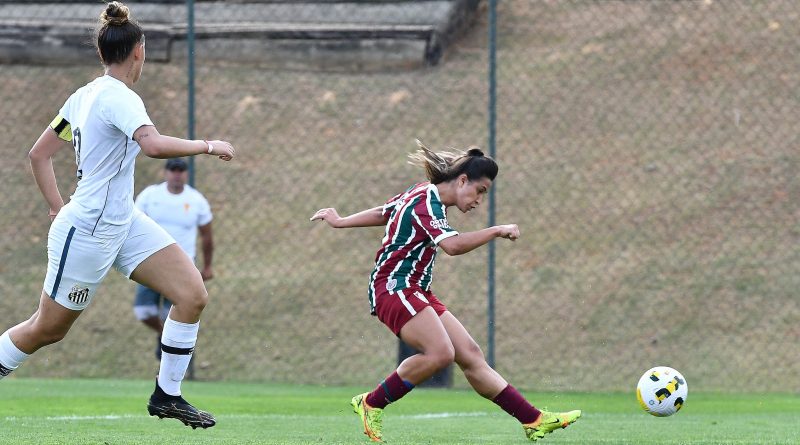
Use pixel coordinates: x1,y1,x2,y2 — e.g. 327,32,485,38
0,0,797,392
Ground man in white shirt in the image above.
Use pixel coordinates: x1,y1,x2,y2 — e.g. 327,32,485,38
133,158,214,359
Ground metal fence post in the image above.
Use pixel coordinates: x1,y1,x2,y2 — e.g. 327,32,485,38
187,0,197,189
486,0,498,370
186,0,197,381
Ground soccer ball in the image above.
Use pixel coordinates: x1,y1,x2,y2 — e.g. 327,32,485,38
636,366,688,417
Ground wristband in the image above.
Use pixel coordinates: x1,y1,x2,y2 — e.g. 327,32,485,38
204,139,213,154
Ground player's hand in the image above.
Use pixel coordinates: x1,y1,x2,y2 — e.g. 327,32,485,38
496,224,520,241
48,208,60,221
207,140,235,161
201,266,214,281
310,208,343,228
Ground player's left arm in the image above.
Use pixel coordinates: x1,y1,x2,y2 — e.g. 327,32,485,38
310,206,388,228
437,225,519,256
29,119,71,219
134,125,235,161
198,222,214,281
415,188,520,256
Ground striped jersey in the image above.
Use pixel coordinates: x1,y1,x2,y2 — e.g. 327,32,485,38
368,182,459,313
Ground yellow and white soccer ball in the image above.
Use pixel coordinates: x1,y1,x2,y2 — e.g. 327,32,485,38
636,366,688,417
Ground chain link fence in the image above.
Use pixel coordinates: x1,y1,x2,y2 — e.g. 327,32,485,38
0,0,797,393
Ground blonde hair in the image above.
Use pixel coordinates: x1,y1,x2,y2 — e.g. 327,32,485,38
101,1,130,26
408,139,498,184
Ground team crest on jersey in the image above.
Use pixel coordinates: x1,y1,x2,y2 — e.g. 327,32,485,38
430,218,450,230
386,278,397,292
68,284,90,305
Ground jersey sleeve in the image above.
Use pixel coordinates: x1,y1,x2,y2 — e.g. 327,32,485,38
413,188,459,245
51,94,75,142
381,191,406,218
103,90,154,139
381,184,422,218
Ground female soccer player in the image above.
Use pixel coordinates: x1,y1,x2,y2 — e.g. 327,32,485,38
0,2,234,429
311,141,580,442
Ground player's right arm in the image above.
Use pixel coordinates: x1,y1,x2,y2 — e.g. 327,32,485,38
29,118,71,219
133,125,235,161
310,206,387,228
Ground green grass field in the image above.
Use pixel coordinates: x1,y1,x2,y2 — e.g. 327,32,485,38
0,379,797,445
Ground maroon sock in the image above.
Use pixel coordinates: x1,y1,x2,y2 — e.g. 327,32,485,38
365,371,415,409
492,384,542,424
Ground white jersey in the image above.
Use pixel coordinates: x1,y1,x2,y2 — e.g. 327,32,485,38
135,182,212,260
56,75,153,238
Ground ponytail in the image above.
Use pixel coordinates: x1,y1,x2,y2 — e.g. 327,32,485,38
408,139,498,184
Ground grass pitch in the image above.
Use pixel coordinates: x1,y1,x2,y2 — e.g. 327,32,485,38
0,379,797,445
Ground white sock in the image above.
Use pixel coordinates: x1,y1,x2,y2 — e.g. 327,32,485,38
157,318,198,396
0,331,30,379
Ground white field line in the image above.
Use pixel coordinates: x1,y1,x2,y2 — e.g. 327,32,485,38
3,412,492,422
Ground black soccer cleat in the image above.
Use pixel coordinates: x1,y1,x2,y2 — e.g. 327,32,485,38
147,381,216,429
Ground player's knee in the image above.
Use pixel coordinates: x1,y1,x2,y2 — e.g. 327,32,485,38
177,286,208,315
431,344,455,370
31,323,69,346
194,287,209,311
462,340,485,364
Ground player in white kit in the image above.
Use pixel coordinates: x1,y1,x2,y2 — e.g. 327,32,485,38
134,158,214,360
0,1,235,429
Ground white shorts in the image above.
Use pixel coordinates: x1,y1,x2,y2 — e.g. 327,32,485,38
43,209,175,311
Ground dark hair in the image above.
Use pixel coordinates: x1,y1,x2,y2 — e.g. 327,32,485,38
165,158,189,171
95,1,143,66
408,140,498,184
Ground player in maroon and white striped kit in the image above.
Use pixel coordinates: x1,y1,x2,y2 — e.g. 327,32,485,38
311,140,580,442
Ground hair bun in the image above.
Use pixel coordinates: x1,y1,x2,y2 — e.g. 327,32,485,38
466,147,484,157
102,1,130,26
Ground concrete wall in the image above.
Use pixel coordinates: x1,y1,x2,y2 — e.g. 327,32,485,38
0,0,481,70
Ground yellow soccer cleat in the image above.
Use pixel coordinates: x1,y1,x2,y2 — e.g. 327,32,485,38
523,409,581,442
351,393,384,442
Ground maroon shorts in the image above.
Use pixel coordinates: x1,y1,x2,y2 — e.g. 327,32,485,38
374,287,448,336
